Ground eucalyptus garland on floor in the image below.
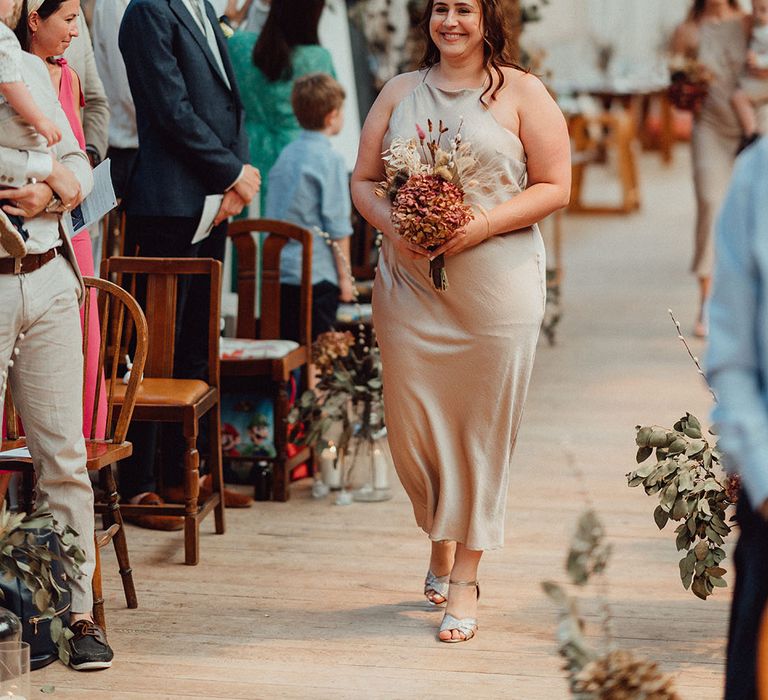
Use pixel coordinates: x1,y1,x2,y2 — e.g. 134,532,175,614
543,510,681,699
0,504,86,663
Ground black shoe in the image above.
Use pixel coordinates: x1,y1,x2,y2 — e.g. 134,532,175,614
68,619,114,671
736,132,761,155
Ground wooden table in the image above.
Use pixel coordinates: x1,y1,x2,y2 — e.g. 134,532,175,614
562,81,672,215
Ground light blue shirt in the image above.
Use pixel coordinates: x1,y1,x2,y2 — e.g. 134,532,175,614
266,130,352,286
706,137,768,509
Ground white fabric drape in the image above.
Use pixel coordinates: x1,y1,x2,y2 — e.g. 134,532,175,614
526,0,690,90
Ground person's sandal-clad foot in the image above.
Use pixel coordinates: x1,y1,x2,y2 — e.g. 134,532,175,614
438,580,480,643
0,208,28,258
68,619,114,670
424,570,449,606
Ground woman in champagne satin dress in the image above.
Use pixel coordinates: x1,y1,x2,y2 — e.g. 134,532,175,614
351,0,570,643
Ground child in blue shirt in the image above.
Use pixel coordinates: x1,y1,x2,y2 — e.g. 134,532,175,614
266,72,354,341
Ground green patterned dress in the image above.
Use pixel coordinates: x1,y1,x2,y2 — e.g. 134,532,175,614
228,31,336,213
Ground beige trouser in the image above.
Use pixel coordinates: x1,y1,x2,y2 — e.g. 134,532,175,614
0,254,94,612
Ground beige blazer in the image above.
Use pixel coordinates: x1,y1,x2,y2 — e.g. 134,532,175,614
0,52,93,300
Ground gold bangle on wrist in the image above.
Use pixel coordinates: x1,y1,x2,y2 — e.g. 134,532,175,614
480,209,491,240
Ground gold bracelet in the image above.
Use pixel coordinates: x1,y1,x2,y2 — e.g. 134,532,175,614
479,209,491,240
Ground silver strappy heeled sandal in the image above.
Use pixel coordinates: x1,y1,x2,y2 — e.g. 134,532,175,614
424,570,450,606
438,579,480,643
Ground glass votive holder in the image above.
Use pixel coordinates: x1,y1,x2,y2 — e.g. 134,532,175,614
0,640,30,699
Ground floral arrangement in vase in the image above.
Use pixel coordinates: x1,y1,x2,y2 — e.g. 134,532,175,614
377,118,479,291
288,329,384,482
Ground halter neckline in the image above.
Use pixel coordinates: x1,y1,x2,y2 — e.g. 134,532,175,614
421,66,488,94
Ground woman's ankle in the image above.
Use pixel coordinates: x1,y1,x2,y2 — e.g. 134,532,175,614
429,540,455,575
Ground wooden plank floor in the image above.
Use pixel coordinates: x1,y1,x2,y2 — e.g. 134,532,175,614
32,146,727,698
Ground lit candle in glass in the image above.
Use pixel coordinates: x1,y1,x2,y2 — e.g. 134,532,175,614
319,442,341,489
372,446,389,490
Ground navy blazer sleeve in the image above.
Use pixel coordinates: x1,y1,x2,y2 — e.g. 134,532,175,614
119,0,244,193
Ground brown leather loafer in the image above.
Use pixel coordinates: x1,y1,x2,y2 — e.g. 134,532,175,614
163,475,253,509
123,492,184,531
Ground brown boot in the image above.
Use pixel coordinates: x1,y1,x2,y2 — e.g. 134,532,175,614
123,492,184,531
163,475,253,509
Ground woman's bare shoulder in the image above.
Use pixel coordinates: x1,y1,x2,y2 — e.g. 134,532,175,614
377,70,423,106
670,19,699,53
498,67,550,103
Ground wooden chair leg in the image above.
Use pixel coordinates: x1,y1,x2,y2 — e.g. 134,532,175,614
209,406,225,535
569,120,589,212
20,469,35,513
0,472,12,505
617,133,640,212
92,536,106,631
183,434,200,566
102,464,137,609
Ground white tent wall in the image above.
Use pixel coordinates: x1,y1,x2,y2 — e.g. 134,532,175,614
522,0,749,86
319,0,363,171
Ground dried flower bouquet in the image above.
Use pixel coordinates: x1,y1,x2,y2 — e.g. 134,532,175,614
377,118,478,291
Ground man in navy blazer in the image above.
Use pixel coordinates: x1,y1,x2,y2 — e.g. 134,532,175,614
119,0,259,525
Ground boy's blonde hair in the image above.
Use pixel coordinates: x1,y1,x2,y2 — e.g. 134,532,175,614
291,72,345,130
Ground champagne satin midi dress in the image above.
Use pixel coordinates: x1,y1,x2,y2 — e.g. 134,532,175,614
373,74,546,551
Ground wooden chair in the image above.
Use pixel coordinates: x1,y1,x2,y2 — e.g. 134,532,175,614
100,257,225,564
1,276,149,629
223,218,313,502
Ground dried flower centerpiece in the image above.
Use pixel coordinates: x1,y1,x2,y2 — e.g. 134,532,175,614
667,56,714,114
377,118,478,291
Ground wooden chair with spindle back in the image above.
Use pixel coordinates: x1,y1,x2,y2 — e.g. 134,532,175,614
1,276,149,629
99,257,225,564
223,218,313,502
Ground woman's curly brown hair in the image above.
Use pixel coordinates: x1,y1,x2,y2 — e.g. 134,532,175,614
418,0,524,104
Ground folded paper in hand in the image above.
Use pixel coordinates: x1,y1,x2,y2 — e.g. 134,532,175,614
63,159,117,238
191,194,224,244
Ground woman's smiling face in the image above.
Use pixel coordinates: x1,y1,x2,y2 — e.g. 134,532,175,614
29,0,80,58
429,0,484,61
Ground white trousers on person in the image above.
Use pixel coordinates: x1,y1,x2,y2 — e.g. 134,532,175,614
0,254,94,612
